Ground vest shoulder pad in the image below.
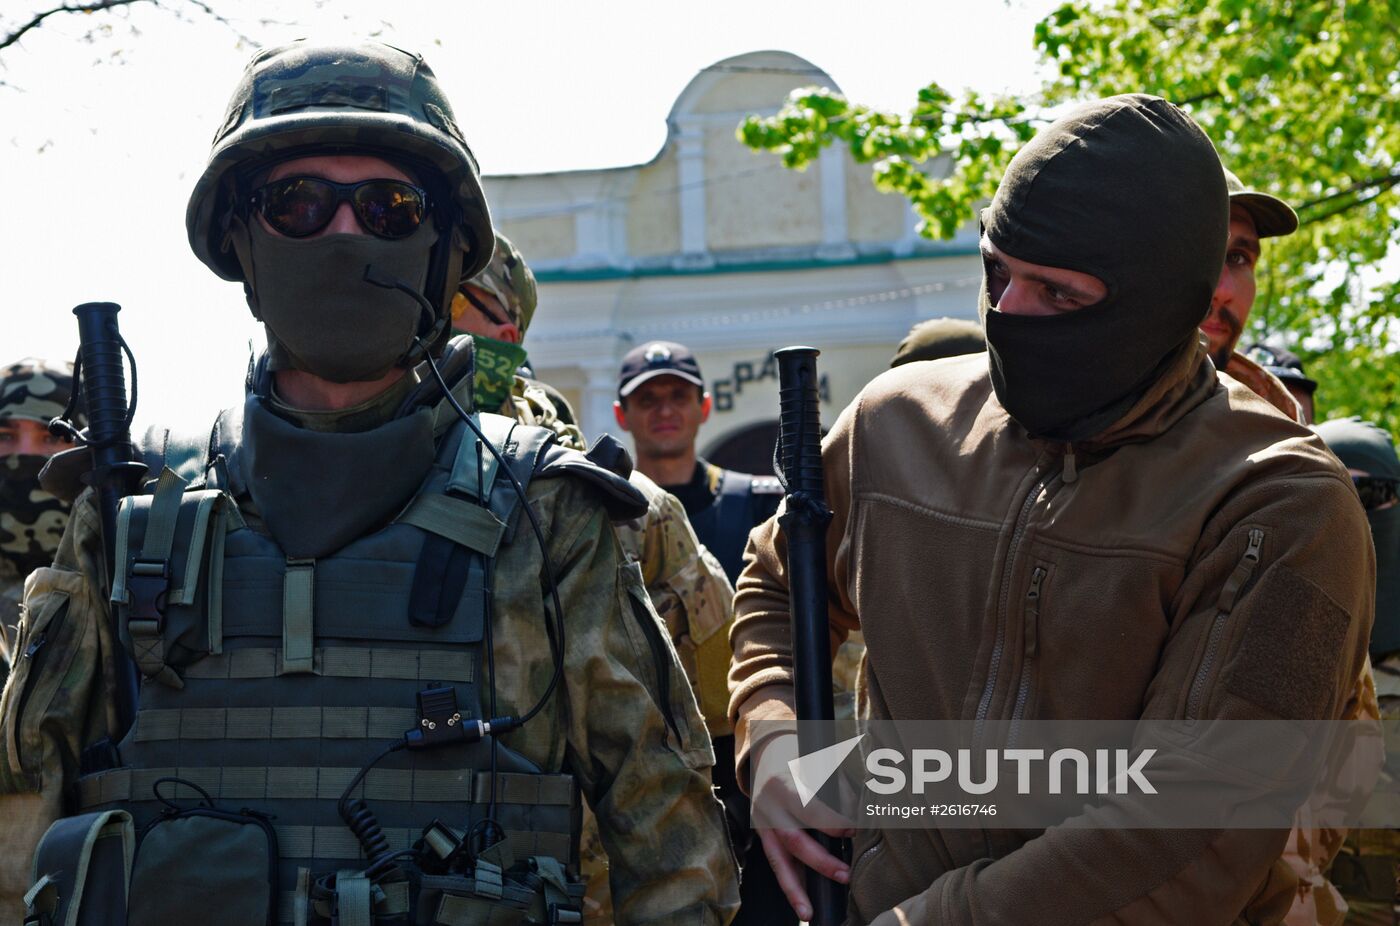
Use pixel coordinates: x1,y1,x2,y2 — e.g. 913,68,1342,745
535,439,647,523
139,423,215,485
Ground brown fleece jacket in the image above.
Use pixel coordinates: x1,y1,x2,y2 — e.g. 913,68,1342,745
729,343,1375,926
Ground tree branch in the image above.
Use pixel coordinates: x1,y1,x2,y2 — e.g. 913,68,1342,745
1300,179,1400,225
1,0,147,52
1297,170,1400,212
167,0,257,47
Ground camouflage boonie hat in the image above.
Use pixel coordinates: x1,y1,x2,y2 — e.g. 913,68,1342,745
0,357,81,427
454,232,538,334
186,41,495,284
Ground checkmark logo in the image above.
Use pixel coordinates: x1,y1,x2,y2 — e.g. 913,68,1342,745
788,733,865,808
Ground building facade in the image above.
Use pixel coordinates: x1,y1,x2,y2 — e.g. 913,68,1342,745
484,50,982,471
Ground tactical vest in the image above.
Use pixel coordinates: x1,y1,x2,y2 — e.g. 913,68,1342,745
688,467,784,585
64,405,586,926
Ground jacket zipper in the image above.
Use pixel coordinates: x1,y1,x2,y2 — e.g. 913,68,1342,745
975,468,1058,738
1185,529,1264,721
850,837,884,880
1008,567,1047,743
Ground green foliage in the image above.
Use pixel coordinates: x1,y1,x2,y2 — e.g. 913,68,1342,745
738,0,1400,435
737,86,1038,239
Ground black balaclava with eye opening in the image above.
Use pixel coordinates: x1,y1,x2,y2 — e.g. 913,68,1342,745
979,94,1228,443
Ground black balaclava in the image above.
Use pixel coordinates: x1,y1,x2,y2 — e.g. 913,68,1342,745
980,94,1228,442
1315,417,1400,658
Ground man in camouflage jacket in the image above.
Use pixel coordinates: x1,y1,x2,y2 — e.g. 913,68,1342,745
0,358,80,683
0,41,737,925
454,234,737,921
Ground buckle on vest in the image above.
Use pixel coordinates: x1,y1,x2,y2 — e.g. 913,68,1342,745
548,903,583,924
127,558,171,629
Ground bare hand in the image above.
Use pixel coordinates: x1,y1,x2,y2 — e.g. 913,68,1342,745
750,733,855,921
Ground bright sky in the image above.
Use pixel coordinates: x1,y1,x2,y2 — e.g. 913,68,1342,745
1,0,1062,430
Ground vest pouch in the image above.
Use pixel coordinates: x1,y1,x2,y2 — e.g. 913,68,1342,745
26,809,135,926
128,800,278,926
414,860,584,926
112,477,233,677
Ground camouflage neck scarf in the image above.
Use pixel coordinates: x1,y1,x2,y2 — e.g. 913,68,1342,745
0,455,70,574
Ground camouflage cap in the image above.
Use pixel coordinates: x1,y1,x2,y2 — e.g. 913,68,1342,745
0,357,81,427
1224,168,1298,238
454,232,537,334
187,41,494,284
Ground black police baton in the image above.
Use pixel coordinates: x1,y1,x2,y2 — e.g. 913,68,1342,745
774,346,847,925
55,303,146,753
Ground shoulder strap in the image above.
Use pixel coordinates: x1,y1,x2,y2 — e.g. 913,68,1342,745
404,413,553,629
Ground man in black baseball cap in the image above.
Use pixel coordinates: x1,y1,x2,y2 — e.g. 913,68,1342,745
614,339,790,926
614,338,781,583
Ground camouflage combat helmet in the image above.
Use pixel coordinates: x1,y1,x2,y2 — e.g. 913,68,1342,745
454,231,538,333
0,357,82,428
186,41,495,334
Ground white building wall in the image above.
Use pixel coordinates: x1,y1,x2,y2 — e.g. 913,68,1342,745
481,50,984,459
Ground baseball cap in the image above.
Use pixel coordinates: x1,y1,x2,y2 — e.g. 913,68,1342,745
1224,169,1299,238
1243,342,1317,394
618,341,705,398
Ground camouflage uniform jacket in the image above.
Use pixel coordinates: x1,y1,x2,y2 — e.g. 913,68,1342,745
508,376,736,735
0,558,20,682
0,423,740,924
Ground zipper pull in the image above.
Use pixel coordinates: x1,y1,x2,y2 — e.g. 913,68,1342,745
1024,567,1046,657
1062,445,1078,484
1243,528,1263,562
23,633,47,660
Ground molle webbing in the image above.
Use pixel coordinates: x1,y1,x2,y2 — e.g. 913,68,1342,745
181,646,474,682
86,412,581,917
77,767,573,811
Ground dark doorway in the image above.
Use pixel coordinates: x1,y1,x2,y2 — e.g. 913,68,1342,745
704,420,779,476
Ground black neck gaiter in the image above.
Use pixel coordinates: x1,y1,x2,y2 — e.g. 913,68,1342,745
230,216,438,384
980,94,1228,442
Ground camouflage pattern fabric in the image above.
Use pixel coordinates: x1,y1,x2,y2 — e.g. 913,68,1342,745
0,358,77,427
0,558,20,684
1,358,79,677
186,41,494,293
0,467,740,923
455,232,537,332
1330,652,1400,925
0,456,69,576
508,375,737,924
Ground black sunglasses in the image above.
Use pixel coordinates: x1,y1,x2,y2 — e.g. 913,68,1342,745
1353,476,1399,511
249,176,430,240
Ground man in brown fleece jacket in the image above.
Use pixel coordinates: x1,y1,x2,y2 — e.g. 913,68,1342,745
728,94,1376,926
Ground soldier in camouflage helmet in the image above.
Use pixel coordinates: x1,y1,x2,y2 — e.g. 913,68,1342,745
0,358,81,681
0,42,738,925
454,234,738,922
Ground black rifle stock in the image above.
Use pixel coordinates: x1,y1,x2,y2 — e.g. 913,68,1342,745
68,303,145,756
774,346,847,925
